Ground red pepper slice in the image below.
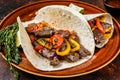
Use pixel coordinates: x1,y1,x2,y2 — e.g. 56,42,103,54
49,34,64,49
96,18,105,34
88,20,95,29
34,45,43,51
26,24,43,33
33,25,43,31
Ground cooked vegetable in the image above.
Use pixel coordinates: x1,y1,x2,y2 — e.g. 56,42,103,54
44,42,53,49
88,17,112,45
49,34,64,49
38,21,51,28
100,15,106,22
56,39,71,56
69,38,80,52
88,20,97,31
96,18,106,34
34,45,43,52
103,34,111,40
26,21,91,66
26,24,38,33
29,34,36,42
88,20,95,29
27,23,43,33
37,38,46,46
42,48,56,59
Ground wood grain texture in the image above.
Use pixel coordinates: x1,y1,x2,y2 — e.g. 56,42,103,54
0,0,120,80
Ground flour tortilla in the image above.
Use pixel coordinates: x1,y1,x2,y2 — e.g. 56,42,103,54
84,13,114,48
17,5,95,71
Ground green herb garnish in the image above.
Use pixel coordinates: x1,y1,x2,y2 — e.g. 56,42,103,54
0,23,21,80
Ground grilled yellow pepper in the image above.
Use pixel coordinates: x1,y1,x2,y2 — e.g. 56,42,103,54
69,38,80,52
56,39,71,56
37,38,46,46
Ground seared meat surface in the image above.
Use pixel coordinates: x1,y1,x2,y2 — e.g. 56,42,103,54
93,29,104,44
34,27,55,37
101,22,111,29
50,56,60,66
78,44,91,58
66,52,80,62
55,30,70,38
88,19,112,44
101,22,112,33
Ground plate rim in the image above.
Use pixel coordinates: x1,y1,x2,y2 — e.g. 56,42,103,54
0,0,120,78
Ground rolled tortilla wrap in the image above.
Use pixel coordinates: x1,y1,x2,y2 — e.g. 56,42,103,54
17,5,95,71
84,13,114,48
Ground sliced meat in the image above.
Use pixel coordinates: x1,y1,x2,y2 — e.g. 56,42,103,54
65,52,80,62
32,41,39,46
50,56,60,66
69,31,79,42
100,22,112,33
34,27,55,37
55,30,70,38
93,28,104,44
100,22,111,29
78,45,91,58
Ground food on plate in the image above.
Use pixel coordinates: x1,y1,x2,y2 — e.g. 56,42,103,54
68,4,114,48
25,21,92,66
84,13,114,48
17,5,95,71
0,23,21,80
0,23,21,64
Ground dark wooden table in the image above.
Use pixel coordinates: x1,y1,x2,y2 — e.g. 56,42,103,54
0,0,120,80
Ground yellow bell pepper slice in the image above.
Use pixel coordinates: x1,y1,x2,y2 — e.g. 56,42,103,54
37,38,46,46
103,33,111,40
56,39,71,56
69,38,80,52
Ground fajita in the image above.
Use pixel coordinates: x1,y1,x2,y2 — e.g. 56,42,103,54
17,5,95,71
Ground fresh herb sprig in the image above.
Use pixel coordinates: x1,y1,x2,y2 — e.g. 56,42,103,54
0,23,21,80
